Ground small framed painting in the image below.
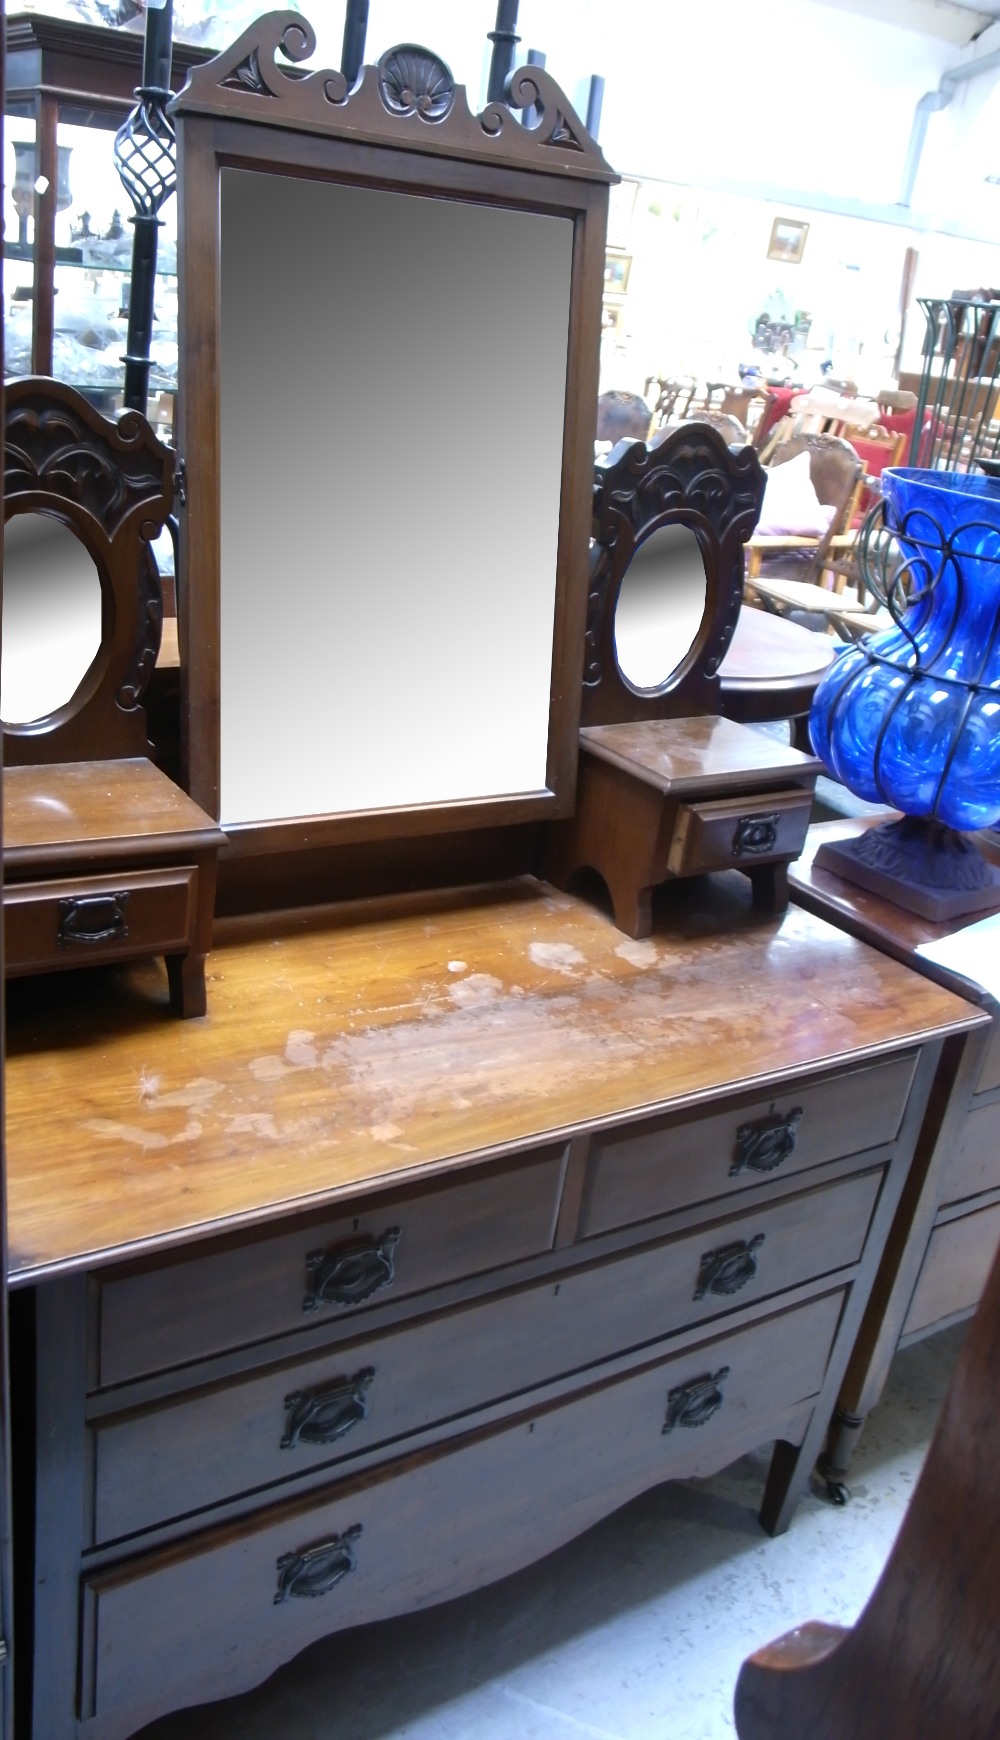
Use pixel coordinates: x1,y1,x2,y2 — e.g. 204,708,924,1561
604,251,632,295
767,217,809,264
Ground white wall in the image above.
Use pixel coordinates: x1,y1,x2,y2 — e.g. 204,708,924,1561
306,0,1000,242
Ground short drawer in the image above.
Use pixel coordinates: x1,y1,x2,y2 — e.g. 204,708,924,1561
82,1286,843,1721
667,789,812,878
92,1166,881,1541
4,866,198,973
937,1097,1000,1208
96,1146,567,1387
902,1201,1000,1339
580,1051,916,1238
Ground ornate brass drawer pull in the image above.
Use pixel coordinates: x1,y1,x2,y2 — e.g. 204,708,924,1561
274,1525,362,1604
663,1367,730,1433
732,813,779,857
57,892,130,945
281,1367,375,1449
303,1227,401,1312
694,1234,765,1301
730,1106,803,1177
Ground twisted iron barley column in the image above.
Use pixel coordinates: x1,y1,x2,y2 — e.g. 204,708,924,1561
114,0,176,416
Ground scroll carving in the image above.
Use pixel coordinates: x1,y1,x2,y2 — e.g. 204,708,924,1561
5,392,172,537
172,13,613,181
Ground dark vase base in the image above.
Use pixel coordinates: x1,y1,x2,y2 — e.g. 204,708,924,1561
814,819,1000,922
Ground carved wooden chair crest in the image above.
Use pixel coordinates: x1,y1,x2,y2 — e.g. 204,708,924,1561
2,377,172,764
581,421,766,727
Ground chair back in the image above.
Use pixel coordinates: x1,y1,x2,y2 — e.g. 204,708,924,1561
685,411,749,446
772,432,863,536
596,390,653,445
735,1229,1000,1739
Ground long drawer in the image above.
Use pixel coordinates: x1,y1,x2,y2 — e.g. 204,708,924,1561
92,1166,882,1542
96,1145,567,1387
81,1287,844,1722
580,1052,916,1238
902,1201,1000,1339
936,1097,1000,1208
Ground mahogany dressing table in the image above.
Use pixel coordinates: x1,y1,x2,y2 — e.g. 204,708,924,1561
0,15,989,1739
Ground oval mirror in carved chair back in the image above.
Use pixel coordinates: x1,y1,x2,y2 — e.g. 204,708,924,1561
581,422,766,727
1,513,102,726
613,523,708,692
2,378,174,766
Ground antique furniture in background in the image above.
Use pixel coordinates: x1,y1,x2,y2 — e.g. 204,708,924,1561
546,426,822,932
3,12,211,393
734,1228,1000,1740
791,818,1000,1494
1,379,224,1015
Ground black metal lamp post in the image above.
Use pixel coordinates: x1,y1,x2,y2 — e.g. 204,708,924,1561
342,0,370,85
114,0,176,416
487,0,520,102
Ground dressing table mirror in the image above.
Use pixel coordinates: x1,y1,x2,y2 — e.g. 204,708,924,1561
172,13,614,900
546,425,824,935
1,379,225,1015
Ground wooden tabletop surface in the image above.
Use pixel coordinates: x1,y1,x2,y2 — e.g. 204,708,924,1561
791,817,1000,1004
719,608,837,691
4,876,983,1284
4,758,224,867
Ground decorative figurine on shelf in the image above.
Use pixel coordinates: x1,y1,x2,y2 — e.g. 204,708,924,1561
810,467,1000,919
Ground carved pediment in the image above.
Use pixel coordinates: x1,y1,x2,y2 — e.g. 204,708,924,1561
171,12,615,182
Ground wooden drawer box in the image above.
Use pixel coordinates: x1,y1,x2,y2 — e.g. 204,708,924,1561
667,789,812,878
580,1052,916,1239
82,1287,844,1723
902,1201,1000,1339
96,1146,567,1387
4,866,199,973
936,1098,1000,1208
92,1166,882,1542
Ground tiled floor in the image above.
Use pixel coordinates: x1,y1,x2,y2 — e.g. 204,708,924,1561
141,1322,966,1740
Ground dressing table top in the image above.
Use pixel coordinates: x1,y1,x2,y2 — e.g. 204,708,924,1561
4,878,982,1286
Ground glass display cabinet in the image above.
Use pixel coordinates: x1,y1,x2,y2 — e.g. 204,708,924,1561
3,13,210,421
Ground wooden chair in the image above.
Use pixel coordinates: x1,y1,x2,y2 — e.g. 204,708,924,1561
682,410,749,446
734,1231,1000,1740
644,375,697,428
744,433,863,623
596,389,653,444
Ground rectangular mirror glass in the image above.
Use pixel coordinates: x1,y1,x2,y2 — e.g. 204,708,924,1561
219,168,572,826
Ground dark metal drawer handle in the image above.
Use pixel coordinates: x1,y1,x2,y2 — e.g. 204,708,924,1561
274,1525,362,1604
732,813,779,857
730,1106,803,1177
281,1367,375,1449
303,1227,401,1312
694,1234,764,1301
662,1366,730,1434
57,892,130,946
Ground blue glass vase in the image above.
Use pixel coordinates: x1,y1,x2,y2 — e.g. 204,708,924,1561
809,467,1000,917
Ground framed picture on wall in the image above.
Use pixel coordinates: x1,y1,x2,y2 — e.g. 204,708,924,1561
604,251,631,295
767,217,809,264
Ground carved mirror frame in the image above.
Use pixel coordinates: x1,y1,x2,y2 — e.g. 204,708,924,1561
580,424,766,727
2,379,172,765
172,13,614,862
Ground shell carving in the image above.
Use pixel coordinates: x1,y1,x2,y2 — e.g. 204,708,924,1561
377,46,455,122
